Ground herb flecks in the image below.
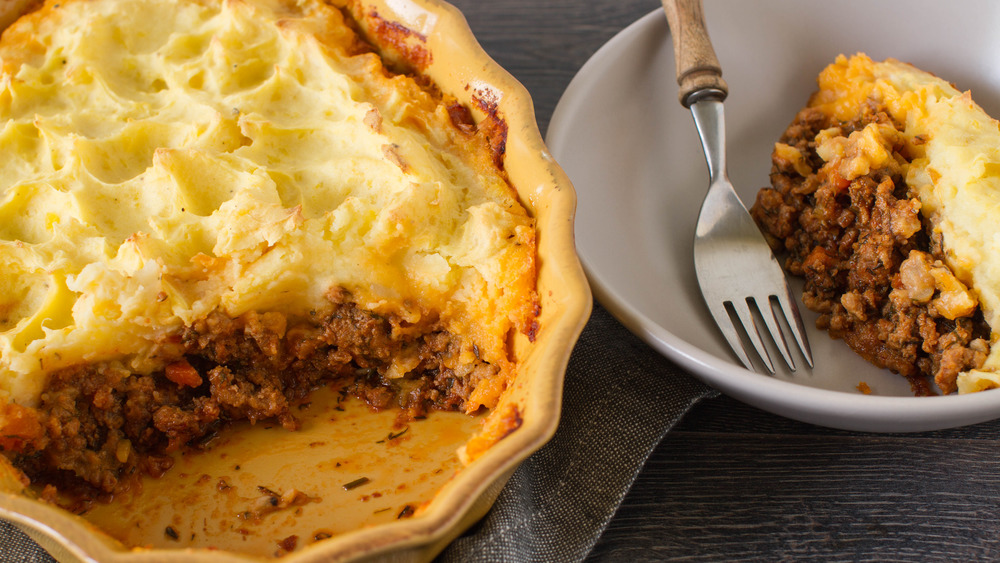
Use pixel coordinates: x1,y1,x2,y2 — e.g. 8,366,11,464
342,477,370,491
377,425,410,443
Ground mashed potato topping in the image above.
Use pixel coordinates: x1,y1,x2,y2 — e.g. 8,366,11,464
0,0,536,411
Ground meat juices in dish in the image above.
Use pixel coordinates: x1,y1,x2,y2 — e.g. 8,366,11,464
752,53,1000,395
0,0,538,498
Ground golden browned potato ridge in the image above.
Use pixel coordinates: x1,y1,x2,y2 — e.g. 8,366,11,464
0,0,537,412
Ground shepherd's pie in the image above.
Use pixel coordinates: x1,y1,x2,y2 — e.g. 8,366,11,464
0,0,538,497
752,53,1000,395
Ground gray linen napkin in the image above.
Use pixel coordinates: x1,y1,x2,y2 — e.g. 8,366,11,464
0,303,716,562
1,519,54,562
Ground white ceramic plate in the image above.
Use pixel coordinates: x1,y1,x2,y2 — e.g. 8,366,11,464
547,0,1000,432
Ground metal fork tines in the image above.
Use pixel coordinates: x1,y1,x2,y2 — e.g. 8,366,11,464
689,97,813,373
661,0,812,373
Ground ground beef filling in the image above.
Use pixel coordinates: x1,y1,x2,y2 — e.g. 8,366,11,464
750,103,989,395
3,297,495,498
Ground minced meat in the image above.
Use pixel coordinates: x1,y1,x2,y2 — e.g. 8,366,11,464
2,289,494,498
750,103,989,395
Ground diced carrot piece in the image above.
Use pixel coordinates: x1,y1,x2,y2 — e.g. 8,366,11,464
0,402,43,452
165,361,203,388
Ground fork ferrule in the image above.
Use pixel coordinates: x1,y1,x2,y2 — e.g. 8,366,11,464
689,98,727,185
684,87,726,107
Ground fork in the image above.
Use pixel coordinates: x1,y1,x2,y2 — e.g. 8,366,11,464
661,0,813,373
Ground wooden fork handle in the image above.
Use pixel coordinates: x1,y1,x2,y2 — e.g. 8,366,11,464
661,0,728,107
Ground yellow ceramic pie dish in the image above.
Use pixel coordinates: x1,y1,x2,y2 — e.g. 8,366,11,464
0,0,591,560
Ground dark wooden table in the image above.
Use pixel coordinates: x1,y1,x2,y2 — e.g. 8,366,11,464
450,0,1000,560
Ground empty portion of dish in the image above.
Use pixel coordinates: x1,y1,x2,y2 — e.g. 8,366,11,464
0,0,538,499
752,53,1000,395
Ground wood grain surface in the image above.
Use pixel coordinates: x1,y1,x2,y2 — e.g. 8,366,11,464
588,394,1000,561
448,0,1000,560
